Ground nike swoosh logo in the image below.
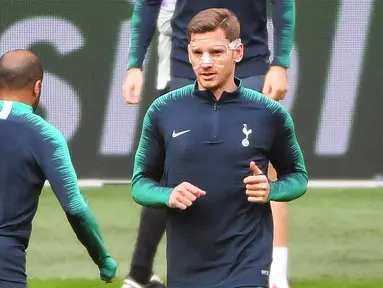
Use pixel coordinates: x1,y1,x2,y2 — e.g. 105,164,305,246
172,129,191,138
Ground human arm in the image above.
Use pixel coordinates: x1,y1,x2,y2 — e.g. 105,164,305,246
267,106,308,201
36,125,116,282
124,0,164,104
128,0,164,70
270,0,296,68
131,102,172,206
263,0,295,100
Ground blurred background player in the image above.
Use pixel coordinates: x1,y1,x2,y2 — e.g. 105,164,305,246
122,1,175,287
122,1,295,287
0,50,117,288
130,8,307,288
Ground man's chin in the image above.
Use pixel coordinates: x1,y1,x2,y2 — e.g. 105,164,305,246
198,79,217,90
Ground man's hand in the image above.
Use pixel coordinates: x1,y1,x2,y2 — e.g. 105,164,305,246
244,161,270,203
168,182,206,210
98,256,118,283
122,68,144,104
262,65,288,101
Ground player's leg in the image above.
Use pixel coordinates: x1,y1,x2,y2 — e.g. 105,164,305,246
124,207,166,287
242,75,290,288
268,165,289,288
123,86,170,288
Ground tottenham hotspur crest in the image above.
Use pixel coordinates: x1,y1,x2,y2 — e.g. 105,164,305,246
242,124,252,147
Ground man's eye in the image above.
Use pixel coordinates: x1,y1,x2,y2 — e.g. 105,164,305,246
211,50,224,55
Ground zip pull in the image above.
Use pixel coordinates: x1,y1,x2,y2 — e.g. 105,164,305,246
213,102,217,111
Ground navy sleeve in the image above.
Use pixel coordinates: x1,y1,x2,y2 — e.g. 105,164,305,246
128,0,163,69
270,0,296,68
267,106,308,201
34,121,111,266
132,99,172,206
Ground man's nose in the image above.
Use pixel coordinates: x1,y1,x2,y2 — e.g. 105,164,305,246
200,62,213,68
201,53,213,64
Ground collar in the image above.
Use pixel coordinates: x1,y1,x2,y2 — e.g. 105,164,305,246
0,100,34,114
193,77,243,102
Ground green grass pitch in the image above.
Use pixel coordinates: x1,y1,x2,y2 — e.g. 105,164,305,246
25,185,383,287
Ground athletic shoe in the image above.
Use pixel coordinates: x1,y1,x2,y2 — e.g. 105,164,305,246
121,274,165,288
146,274,165,288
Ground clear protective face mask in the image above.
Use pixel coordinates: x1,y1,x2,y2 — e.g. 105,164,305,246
188,38,242,69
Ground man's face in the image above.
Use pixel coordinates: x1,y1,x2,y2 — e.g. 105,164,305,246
188,29,243,91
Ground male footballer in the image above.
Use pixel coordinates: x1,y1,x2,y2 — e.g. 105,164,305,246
123,1,295,287
131,8,307,288
0,50,117,288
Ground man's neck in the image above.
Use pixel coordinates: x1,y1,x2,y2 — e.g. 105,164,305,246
200,78,238,101
0,92,26,104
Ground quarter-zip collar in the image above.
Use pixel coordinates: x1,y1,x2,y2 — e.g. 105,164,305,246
0,100,34,114
193,78,243,103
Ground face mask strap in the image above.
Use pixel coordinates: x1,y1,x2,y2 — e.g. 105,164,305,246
229,38,242,50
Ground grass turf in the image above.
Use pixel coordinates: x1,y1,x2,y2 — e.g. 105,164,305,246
26,185,383,287
27,279,383,288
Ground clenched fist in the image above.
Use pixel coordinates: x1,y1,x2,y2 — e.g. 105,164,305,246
168,182,206,210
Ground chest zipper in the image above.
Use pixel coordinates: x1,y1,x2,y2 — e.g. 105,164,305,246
212,102,218,140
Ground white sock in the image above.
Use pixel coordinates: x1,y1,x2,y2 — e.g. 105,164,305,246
270,247,288,279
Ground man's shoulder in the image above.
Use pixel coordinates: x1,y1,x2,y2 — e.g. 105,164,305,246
240,87,287,115
13,112,65,144
158,85,194,103
150,84,194,111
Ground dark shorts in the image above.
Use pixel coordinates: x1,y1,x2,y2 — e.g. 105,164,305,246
170,75,266,93
0,281,26,288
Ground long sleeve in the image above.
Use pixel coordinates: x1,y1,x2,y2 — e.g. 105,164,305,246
271,0,296,68
267,106,308,201
128,0,163,69
36,124,110,266
132,101,172,206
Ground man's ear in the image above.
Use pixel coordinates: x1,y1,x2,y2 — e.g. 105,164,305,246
234,43,244,63
34,80,42,97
